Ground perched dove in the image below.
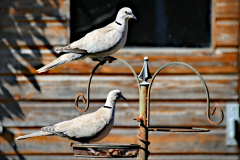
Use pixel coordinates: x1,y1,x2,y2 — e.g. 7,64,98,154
37,7,136,73
15,90,126,143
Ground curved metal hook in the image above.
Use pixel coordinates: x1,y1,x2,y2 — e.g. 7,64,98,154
208,105,224,125
75,57,140,113
75,61,106,112
147,62,224,126
75,93,87,112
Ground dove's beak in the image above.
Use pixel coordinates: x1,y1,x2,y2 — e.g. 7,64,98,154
132,14,137,20
121,95,127,100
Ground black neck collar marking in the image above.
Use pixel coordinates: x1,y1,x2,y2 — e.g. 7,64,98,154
115,21,122,26
103,106,113,109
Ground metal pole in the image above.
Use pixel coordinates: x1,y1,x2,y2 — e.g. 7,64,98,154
139,83,149,160
138,57,151,160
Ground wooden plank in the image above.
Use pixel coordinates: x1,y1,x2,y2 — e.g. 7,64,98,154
0,47,238,74
1,74,238,101
216,20,239,46
147,129,237,154
1,101,228,127
0,23,67,46
0,0,69,21
0,0,70,47
0,128,237,154
216,0,239,19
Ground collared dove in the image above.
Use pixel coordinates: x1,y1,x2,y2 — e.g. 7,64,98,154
15,90,126,143
37,7,136,73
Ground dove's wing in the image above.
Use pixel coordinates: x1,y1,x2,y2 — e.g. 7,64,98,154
56,23,122,54
41,109,109,140
66,110,109,139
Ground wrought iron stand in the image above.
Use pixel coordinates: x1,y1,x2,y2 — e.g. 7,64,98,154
72,56,224,159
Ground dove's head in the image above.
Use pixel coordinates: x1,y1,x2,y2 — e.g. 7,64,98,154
116,7,137,21
108,90,127,102
105,90,126,107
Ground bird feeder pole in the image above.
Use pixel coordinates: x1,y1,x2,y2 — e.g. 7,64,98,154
138,84,149,160
138,57,152,160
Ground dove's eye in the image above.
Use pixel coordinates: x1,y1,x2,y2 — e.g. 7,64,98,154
125,11,128,14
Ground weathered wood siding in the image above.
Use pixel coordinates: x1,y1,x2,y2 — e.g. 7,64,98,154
0,0,239,160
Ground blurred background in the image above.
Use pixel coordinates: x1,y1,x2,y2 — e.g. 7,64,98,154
0,0,239,159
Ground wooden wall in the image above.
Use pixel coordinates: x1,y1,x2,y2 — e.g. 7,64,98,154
0,0,239,159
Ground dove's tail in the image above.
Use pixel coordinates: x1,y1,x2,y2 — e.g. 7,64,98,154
15,131,53,140
37,53,83,73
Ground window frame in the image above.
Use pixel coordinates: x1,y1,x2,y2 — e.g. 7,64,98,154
67,0,216,55
120,0,216,55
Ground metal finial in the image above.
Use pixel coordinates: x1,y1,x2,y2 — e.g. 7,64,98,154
138,57,152,84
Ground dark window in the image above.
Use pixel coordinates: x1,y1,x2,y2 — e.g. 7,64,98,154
70,0,211,48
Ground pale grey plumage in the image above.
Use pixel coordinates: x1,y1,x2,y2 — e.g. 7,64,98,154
37,7,136,73
15,90,126,143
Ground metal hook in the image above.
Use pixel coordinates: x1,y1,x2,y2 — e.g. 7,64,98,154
147,62,224,126
74,57,140,113
75,60,107,113
75,93,87,112
207,105,224,125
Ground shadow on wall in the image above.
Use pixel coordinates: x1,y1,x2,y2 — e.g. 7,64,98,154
0,0,63,159
0,128,26,160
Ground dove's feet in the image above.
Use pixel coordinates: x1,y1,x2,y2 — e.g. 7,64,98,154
103,56,117,63
91,58,99,61
92,56,117,64
87,147,99,155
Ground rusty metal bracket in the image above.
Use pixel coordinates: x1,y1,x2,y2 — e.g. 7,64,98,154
147,62,224,126
133,117,143,122
75,58,140,113
148,127,209,132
